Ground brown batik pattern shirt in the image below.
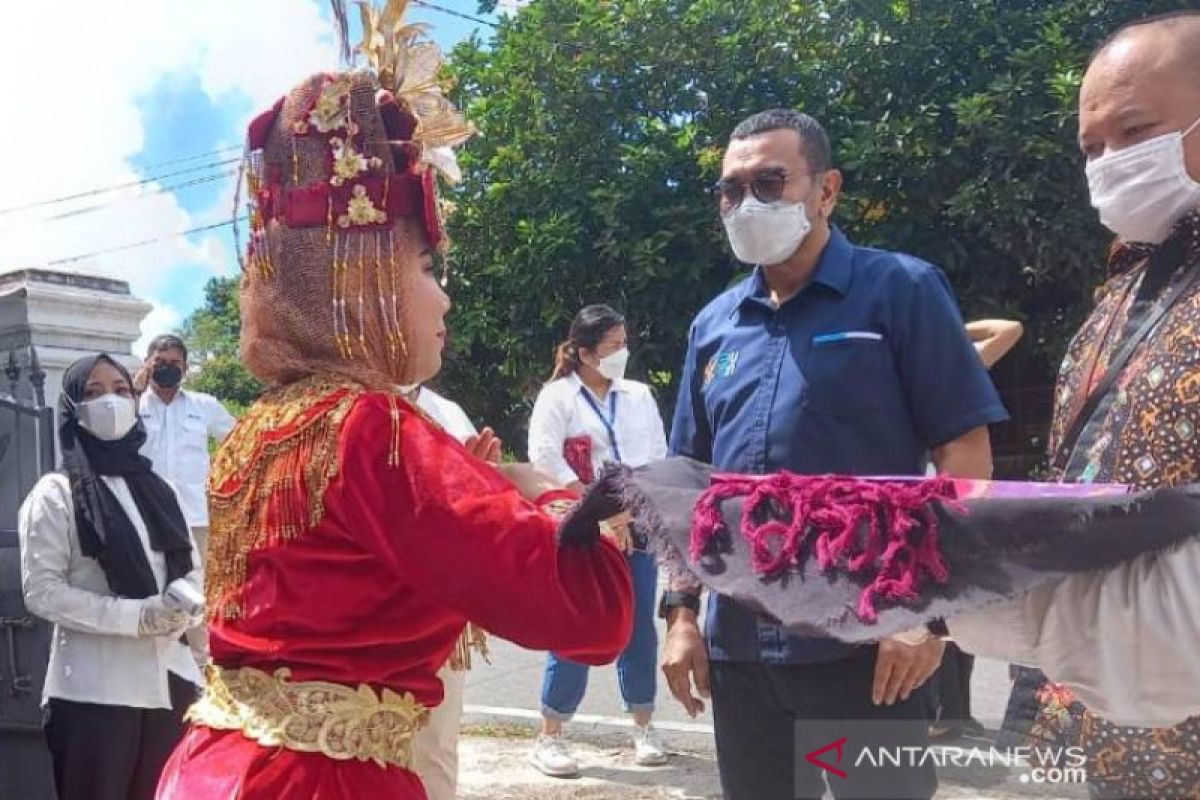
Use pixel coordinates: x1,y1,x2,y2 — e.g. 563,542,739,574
1029,209,1200,798
1048,210,1200,489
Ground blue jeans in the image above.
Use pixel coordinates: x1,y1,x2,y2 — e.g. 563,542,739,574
541,550,658,720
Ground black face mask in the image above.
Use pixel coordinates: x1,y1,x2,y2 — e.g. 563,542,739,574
152,363,183,389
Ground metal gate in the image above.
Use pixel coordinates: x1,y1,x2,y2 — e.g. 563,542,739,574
0,347,57,800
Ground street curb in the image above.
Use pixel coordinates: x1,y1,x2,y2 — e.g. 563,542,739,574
461,704,718,753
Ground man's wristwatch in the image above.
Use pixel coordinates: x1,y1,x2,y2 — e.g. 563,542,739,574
657,590,701,620
892,619,951,646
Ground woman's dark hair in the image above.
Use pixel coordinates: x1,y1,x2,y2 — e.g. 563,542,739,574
551,304,626,380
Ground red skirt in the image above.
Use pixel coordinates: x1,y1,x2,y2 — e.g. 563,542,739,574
156,725,428,799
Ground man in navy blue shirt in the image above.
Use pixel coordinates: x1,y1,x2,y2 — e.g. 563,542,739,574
660,110,1008,799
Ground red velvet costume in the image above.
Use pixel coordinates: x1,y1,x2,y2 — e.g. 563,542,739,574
157,379,632,798
154,7,632,795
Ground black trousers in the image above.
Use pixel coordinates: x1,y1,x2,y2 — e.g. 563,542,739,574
44,673,196,800
711,648,937,800
930,642,974,724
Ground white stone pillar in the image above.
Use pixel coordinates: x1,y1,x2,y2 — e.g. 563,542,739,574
0,268,152,419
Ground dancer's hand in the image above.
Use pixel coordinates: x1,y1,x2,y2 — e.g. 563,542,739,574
465,427,502,463
662,608,710,717
872,632,944,706
495,463,561,501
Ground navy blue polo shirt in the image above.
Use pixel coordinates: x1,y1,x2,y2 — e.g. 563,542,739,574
669,227,1009,664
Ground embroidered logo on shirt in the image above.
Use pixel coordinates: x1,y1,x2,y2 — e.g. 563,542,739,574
703,350,739,388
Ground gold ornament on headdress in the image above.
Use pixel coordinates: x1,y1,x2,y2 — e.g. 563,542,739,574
332,0,476,184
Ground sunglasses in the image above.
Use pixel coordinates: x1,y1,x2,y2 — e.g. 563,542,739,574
712,170,817,211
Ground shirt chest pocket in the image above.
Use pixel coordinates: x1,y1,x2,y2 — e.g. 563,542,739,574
801,337,894,418
181,414,209,450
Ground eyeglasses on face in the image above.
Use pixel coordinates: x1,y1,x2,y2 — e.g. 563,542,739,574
711,170,793,211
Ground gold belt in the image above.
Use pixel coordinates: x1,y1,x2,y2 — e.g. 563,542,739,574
187,664,429,769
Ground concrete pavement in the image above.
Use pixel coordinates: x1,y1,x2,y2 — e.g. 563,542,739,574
462,635,1086,799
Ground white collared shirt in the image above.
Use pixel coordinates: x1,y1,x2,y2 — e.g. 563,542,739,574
415,387,478,443
138,389,237,527
18,473,203,709
528,373,668,484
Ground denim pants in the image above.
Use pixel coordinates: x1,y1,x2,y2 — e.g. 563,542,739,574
541,550,658,719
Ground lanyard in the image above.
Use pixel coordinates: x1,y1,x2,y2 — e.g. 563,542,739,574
580,388,622,464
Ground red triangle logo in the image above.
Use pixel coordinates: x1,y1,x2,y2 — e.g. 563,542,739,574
806,736,848,779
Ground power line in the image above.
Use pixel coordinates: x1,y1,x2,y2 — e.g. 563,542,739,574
10,169,239,231
412,0,499,29
0,158,240,217
42,216,247,268
134,144,243,172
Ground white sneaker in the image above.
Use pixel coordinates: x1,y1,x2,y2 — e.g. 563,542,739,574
531,733,579,777
633,724,669,766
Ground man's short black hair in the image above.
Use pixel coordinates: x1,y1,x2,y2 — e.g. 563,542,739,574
730,109,833,172
1091,9,1200,70
147,334,188,361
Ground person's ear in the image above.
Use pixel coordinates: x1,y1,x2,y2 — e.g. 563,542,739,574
818,169,843,221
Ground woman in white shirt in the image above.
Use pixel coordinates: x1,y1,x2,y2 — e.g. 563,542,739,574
527,304,669,777
19,354,204,800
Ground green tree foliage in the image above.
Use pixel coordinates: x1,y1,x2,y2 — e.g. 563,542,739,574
181,0,1192,445
442,0,1192,451
181,276,262,416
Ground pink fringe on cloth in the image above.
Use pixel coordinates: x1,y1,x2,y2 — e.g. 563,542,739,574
691,473,963,623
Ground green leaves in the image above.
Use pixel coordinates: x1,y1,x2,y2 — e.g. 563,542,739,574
184,0,1198,446
181,276,263,411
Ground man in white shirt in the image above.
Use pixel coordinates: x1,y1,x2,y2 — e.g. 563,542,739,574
411,384,497,800
134,334,237,564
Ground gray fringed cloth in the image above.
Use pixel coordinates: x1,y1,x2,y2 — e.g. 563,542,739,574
559,457,1200,643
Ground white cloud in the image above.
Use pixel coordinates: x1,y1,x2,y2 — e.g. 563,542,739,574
0,0,338,344
135,300,184,357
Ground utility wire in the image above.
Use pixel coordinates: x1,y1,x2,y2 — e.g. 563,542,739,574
42,216,247,268
0,158,240,217
412,0,499,29
133,144,242,172
6,169,239,231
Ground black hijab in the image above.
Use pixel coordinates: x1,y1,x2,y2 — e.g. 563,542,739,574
59,354,193,599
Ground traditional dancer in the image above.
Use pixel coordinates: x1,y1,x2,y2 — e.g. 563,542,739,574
155,4,633,797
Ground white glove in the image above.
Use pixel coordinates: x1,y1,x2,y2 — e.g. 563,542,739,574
137,595,192,638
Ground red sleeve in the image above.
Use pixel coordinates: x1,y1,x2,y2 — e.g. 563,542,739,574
334,392,633,665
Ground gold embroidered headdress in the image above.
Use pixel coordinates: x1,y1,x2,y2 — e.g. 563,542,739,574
236,0,473,390
207,2,473,620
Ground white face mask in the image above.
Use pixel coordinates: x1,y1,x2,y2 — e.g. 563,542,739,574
76,394,138,441
722,196,812,265
1086,115,1200,244
596,347,629,382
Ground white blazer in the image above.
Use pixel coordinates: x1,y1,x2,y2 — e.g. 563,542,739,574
19,473,203,709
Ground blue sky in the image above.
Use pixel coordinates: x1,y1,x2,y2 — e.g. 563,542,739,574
1,0,500,352
138,2,496,336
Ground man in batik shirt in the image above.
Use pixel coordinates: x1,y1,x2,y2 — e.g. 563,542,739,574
997,11,1200,800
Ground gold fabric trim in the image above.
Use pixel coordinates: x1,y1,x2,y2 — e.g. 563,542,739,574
447,623,489,672
188,665,428,770
207,375,361,619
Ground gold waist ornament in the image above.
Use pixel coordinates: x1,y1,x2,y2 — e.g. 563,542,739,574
188,664,429,769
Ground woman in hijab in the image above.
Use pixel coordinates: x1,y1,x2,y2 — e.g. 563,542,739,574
18,354,204,800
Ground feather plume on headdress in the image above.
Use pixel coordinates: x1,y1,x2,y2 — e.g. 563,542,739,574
328,0,474,183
